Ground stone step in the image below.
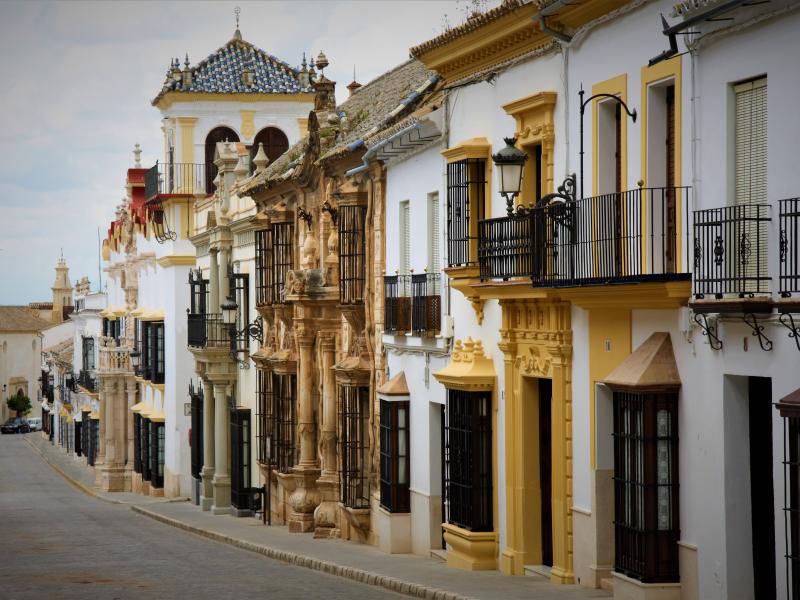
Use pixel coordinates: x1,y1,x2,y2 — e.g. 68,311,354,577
429,548,447,562
600,577,614,592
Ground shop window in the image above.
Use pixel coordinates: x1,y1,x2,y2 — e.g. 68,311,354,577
379,399,410,513
443,389,492,532
339,385,370,508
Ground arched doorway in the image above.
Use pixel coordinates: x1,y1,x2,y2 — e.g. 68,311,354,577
205,126,240,194
251,127,289,172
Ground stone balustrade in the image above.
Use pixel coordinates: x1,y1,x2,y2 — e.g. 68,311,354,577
97,337,132,374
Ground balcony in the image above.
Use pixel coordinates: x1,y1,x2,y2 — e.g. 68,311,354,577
144,162,208,202
384,273,441,337
693,204,770,300
478,187,691,287
780,197,800,299
77,370,97,394
97,339,132,374
187,312,229,350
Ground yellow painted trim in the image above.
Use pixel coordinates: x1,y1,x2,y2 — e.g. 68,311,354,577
140,309,165,322
554,280,691,309
442,523,498,570
177,117,197,165
592,74,628,197
157,255,196,268
297,117,309,136
89,410,99,419
441,138,491,163
433,338,496,391
155,92,315,111
640,56,683,270
240,110,255,139
152,383,165,393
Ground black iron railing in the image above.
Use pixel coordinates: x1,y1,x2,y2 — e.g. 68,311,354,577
145,162,207,201
384,275,411,334
447,159,486,267
478,187,691,286
187,312,228,349
693,203,770,299
384,273,441,336
77,369,97,393
780,198,800,298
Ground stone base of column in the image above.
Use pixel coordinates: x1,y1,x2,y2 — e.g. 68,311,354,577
148,484,164,497
93,458,105,487
313,474,340,538
132,472,150,496
122,464,133,492
211,473,231,515
200,467,215,511
287,466,321,533
98,464,127,492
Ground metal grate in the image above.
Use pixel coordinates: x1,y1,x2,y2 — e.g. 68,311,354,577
255,228,273,306
447,159,486,267
411,273,441,336
339,205,368,304
141,418,150,481
783,416,800,598
444,389,493,532
339,385,370,509
383,275,411,334
613,390,679,583
187,313,228,349
231,407,252,510
144,162,206,201
478,213,533,279
190,381,204,480
133,413,142,473
81,411,91,461
273,222,294,304
780,198,800,298
693,203,771,298
229,268,250,353
379,400,410,513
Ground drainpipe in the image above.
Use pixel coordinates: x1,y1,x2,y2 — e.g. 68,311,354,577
537,0,573,43
344,122,423,177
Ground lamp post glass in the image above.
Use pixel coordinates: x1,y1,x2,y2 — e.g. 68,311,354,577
492,137,527,215
221,297,238,326
130,351,141,370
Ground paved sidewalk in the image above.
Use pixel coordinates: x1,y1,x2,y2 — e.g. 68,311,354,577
25,432,182,506
28,432,609,600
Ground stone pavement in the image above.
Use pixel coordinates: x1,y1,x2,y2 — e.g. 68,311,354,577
27,432,610,600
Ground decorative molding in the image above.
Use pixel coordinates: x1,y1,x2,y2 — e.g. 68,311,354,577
157,255,197,268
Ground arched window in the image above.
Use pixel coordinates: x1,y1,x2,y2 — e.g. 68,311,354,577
251,127,289,172
205,126,240,194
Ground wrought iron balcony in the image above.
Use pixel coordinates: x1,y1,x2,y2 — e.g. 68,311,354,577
187,312,229,350
780,197,800,298
478,186,691,287
144,162,209,201
693,203,770,299
77,370,97,393
384,273,441,336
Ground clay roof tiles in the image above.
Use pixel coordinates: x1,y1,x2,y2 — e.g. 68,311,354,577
0,307,51,332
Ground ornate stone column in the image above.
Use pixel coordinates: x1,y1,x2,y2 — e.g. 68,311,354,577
209,248,220,313
288,329,320,532
95,380,107,469
314,332,338,535
200,378,215,511
211,382,231,514
124,378,136,491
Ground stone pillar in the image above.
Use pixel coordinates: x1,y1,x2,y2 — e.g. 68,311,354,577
200,379,215,511
209,249,220,313
288,330,320,533
95,380,107,469
219,247,230,302
314,332,338,535
124,379,136,492
211,382,231,514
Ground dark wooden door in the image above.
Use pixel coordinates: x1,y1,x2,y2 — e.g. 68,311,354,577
539,378,553,567
665,85,677,273
749,376,775,600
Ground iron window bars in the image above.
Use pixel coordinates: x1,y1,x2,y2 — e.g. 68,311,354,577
379,400,410,513
82,337,95,372
228,268,251,353
447,159,486,267
780,410,800,598
74,420,82,457
144,162,206,201
339,205,368,304
88,416,99,467
477,187,691,285
230,407,252,511
141,418,150,481
81,410,90,458
255,228,272,306
384,274,441,336
693,203,771,298
339,385,370,509
613,390,679,583
780,198,800,298
256,370,298,473
150,421,165,489
133,413,142,474
255,223,294,307
189,381,204,481
144,321,166,385
187,313,228,349
443,389,493,532
77,369,97,394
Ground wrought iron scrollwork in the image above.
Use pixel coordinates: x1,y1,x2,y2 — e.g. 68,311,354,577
321,200,338,225
741,312,772,351
779,311,800,352
149,200,177,244
694,237,701,269
297,207,313,231
780,229,788,264
693,312,723,350
739,232,751,266
713,235,724,267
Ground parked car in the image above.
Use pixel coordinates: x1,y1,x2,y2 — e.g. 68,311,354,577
27,418,42,432
1,417,30,434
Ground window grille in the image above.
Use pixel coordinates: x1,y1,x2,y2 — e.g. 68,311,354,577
133,413,142,474
88,417,99,467
782,416,800,598
75,420,82,457
339,385,370,508
379,400,410,513
231,407,252,510
383,275,411,334
255,228,273,306
141,418,151,481
447,159,486,267
189,269,209,315
81,411,90,460
150,422,165,488
147,322,165,384
272,222,294,304
411,273,441,336
781,198,800,297
228,269,250,353
82,337,95,372
190,381,204,480
613,390,679,583
444,389,493,532
339,205,368,304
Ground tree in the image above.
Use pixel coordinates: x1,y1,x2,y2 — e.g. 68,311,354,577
7,395,32,417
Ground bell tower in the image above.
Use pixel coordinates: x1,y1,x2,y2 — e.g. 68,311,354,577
51,252,73,323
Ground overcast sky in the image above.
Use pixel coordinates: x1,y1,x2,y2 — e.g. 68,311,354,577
0,0,497,305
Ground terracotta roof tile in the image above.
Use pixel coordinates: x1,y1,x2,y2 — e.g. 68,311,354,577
0,307,51,332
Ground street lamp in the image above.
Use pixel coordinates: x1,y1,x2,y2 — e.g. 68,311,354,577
578,85,637,200
130,350,141,374
492,137,528,216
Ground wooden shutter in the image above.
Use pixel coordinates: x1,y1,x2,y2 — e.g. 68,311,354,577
734,78,768,205
428,192,440,273
400,200,410,276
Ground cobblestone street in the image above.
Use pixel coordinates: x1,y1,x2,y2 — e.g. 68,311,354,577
0,434,403,600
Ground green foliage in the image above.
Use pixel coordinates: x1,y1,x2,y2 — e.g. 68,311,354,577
7,395,32,417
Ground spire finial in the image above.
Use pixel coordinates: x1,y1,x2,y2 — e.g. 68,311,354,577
233,6,242,39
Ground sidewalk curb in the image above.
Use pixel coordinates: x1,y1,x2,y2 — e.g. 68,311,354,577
131,505,476,600
24,436,123,505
